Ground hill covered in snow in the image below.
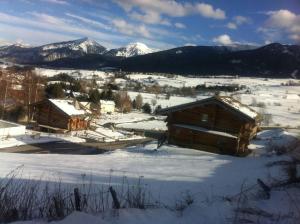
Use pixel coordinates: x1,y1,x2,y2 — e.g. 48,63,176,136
0,38,155,63
1,38,300,78
106,42,155,57
0,37,107,63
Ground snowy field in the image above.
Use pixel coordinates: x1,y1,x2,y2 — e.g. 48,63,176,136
0,131,85,149
128,73,294,88
35,68,114,79
127,74,300,128
34,68,300,129
97,112,167,132
6,69,297,222
127,91,203,109
116,119,167,131
0,129,299,223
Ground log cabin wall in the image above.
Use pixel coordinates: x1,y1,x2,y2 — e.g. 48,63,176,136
68,118,88,131
36,101,69,130
34,100,88,131
168,125,238,154
168,103,247,135
165,101,259,155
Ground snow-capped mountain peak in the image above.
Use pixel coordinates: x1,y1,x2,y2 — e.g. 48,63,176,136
41,37,106,54
114,42,154,57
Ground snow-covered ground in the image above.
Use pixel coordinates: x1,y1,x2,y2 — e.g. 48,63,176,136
35,68,114,79
1,129,299,224
128,73,295,88
129,73,293,87
116,119,167,131
5,70,299,223
127,75,300,128
97,112,157,126
235,86,300,127
127,91,202,109
0,131,85,149
96,111,167,132
34,69,300,128
75,127,144,142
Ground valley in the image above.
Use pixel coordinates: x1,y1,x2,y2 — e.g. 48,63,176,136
0,63,299,223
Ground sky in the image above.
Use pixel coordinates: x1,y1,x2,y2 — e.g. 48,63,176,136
0,0,299,49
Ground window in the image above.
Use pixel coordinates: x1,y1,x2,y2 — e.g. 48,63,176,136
201,114,208,122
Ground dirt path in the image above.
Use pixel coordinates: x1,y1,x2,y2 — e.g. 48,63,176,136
0,138,154,155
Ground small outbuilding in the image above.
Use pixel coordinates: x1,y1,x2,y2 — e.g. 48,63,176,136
32,99,90,132
100,100,115,114
158,96,259,155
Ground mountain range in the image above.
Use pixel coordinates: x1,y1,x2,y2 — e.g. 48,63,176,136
0,37,154,63
0,38,299,78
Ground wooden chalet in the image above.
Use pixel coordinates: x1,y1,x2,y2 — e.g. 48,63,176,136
158,96,259,155
32,99,90,132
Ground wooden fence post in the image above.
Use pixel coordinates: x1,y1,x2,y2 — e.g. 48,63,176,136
109,186,120,209
74,188,81,211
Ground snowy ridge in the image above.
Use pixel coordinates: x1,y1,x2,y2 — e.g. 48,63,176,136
114,42,154,57
41,37,106,53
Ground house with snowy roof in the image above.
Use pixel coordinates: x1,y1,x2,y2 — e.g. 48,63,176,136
158,96,259,155
79,100,115,115
32,99,91,132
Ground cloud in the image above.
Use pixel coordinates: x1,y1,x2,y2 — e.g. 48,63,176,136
42,0,69,5
289,34,300,42
226,15,250,30
259,9,300,43
226,22,237,30
213,34,233,45
0,11,178,50
130,10,171,26
65,13,111,30
233,16,250,25
174,22,186,29
112,19,151,38
114,0,226,25
0,23,77,46
0,12,126,48
195,3,225,19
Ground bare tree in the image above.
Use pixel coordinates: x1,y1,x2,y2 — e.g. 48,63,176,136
135,94,143,110
151,98,157,107
258,107,273,126
115,91,132,113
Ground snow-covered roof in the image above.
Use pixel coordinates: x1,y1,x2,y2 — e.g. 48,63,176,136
158,96,258,121
218,96,258,119
174,124,238,139
100,100,115,106
49,99,86,116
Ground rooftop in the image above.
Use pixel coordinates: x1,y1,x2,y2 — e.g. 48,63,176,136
49,99,86,116
158,96,258,121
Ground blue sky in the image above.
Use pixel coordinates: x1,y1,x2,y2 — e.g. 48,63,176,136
0,0,299,49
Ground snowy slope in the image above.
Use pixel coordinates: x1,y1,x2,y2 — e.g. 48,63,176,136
2,129,299,224
106,42,155,57
41,37,106,54
0,38,107,63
